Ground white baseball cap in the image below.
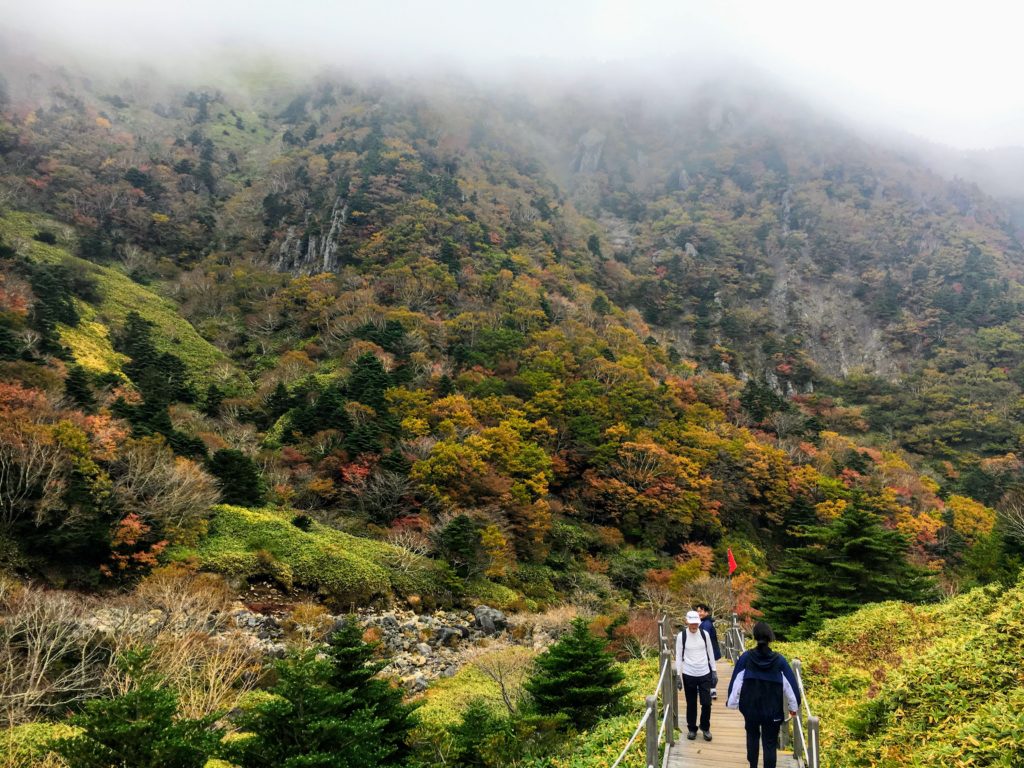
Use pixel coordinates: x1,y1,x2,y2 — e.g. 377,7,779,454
685,610,701,625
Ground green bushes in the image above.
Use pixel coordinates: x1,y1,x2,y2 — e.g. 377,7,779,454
1,722,77,767
225,625,416,768
177,505,452,605
207,449,266,506
51,651,221,768
771,574,1024,767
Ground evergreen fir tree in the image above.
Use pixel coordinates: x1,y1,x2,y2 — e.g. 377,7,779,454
436,514,484,577
64,365,96,410
380,449,411,475
343,421,383,456
524,618,627,729
739,379,790,423
436,374,454,397
261,381,294,429
756,502,935,638
202,383,224,418
288,385,352,438
323,620,416,765
207,449,266,506
449,698,509,768
51,651,220,768
346,352,390,412
224,649,394,768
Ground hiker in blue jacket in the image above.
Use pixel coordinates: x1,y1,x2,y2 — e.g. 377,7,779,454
695,603,722,698
726,622,800,768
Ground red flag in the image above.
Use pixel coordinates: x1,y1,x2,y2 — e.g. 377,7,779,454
727,548,737,575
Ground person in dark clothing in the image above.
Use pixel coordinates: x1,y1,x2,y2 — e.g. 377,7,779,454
695,604,722,698
726,622,800,768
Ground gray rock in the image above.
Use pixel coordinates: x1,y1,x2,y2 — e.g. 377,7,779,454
473,606,507,635
416,642,432,656
435,626,467,646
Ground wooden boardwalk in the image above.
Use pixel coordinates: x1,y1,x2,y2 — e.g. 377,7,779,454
666,663,797,768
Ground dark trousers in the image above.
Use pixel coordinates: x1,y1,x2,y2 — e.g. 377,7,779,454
744,719,782,768
681,673,712,732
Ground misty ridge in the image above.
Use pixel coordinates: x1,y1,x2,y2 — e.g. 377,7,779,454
3,33,1022,203
5,12,1024,218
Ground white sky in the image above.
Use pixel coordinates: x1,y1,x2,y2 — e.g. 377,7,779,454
2,0,1023,149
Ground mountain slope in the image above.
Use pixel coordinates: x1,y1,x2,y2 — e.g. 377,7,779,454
0,210,249,390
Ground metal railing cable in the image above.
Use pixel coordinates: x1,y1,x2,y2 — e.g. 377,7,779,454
608,615,678,768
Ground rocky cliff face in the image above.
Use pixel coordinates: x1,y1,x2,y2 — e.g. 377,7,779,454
573,129,606,174
274,197,348,274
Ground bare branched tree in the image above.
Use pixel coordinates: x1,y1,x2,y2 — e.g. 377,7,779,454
768,410,807,439
997,490,1024,544
359,470,416,525
110,438,219,541
148,630,261,719
0,418,67,529
104,569,261,716
681,577,734,623
0,584,106,727
638,582,683,618
468,645,535,716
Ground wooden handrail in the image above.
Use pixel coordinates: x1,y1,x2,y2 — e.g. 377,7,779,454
610,614,677,768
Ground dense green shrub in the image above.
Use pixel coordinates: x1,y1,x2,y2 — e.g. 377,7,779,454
178,505,451,605
226,621,418,768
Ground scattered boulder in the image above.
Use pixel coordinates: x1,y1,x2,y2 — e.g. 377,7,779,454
435,626,468,646
473,605,507,635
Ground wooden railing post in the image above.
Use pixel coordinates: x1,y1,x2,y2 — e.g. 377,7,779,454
792,712,805,763
660,649,675,745
780,703,790,751
671,652,679,731
645,695,658,768
807,716,820,768
791,659,805,762
663,616,678,729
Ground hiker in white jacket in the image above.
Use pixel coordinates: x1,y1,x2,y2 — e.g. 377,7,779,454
675,610,718,741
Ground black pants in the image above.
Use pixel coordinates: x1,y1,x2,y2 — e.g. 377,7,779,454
681,673,712,732
744,719,782,768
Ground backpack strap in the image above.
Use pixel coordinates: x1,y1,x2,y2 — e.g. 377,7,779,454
681,627,713,674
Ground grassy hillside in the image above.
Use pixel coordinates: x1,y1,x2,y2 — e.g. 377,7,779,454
174,504,460,606
774,575,1024,767
0,211,250,392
